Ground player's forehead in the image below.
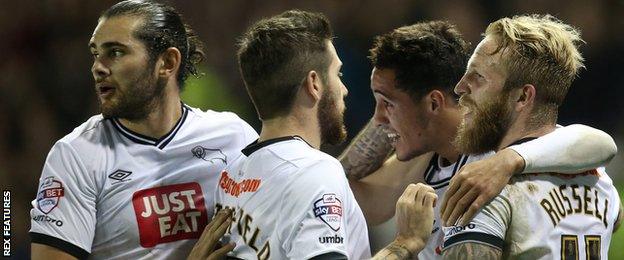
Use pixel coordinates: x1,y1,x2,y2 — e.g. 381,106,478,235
467,37,505,73
89,15,144,49
326,41,342,70
370,67,398,97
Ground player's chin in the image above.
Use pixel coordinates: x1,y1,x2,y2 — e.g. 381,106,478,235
395,143,419,162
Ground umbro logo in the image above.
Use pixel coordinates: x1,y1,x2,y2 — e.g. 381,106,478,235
109,169,132,184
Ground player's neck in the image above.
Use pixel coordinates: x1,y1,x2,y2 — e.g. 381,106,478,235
437,145,460,166
118,91,182,140
432,116,461,165
497,117,556,151
259,115,321,149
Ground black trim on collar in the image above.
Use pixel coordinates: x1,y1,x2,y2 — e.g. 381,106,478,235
425,154,469,189
241,135,311,156
424,153,440,183
30,232,89,259
506,137,539,148
110,104,189,149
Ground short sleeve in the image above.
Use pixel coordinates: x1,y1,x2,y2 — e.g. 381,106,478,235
442,190,512,251
277,160,351,259
29,141,97,259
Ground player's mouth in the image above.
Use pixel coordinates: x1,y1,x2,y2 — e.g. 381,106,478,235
97,84,116,98
387,131,400,144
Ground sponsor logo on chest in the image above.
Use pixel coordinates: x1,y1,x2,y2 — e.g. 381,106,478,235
132,182,208,248
218,171,261,197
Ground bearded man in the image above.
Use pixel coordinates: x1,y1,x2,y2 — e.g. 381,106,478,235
29,1,257,259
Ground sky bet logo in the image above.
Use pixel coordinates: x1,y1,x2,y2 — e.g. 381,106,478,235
313,193,343,231
132,183,208,248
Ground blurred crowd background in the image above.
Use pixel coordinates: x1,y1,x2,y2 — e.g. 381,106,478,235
1,0,623,258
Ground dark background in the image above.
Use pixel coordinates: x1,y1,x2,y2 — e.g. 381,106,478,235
1,0,622,258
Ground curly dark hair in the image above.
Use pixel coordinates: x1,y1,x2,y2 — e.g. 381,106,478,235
101,0,205,89
369,21,470,101
237,10,333,120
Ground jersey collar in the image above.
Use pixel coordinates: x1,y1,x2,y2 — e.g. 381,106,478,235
241,135,311,156
505,137,538,148
110,103,189,149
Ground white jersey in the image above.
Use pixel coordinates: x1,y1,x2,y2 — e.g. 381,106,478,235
29,104,258,259
368,152,492,258
443,167,620,259
215,136,370,260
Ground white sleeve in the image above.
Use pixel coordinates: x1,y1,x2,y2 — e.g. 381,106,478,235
510,124,617,174
442,191,511,252
29,141,97,259
277,161,351,259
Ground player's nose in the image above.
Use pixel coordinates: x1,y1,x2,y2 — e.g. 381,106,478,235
91,59,111,80
454,75,470,96
373,101,389,125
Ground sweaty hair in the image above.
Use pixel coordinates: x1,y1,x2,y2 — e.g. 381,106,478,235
100,0,205,89
485,14,585,126
369,21,470,102
237,10,333,120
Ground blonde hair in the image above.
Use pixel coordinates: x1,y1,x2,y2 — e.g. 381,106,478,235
485,14,584,125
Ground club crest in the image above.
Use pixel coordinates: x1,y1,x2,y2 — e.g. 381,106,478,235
191,146,227,164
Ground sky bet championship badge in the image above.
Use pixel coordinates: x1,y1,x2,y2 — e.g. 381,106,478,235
313,193,343,231
36,177,65,214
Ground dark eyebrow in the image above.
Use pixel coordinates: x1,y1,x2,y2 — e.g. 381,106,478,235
88,41,128,50
373,89,391,99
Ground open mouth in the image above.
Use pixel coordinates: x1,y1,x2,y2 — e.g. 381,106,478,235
387,132,400,143
97,84,116,97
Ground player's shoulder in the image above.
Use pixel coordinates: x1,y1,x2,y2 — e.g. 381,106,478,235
185,105,248,126
291,149,346,187
465,151,495,163
44,115,110,173
268,140,341,172
185,105,257,138
55,114,108,147
299,153,344,176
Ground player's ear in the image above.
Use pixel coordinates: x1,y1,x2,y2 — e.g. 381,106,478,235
157,47,182,78
513,84,536,112
427,90,446,114
302,70,322,103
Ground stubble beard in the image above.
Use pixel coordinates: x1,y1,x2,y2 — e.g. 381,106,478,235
99,67,166,121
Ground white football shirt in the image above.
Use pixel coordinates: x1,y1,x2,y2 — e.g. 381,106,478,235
30,104,258,259
443,166,620,258
215,136,371,260
368,152,492,258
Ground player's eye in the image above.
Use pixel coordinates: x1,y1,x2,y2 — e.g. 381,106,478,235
338,72,343,77
383,100,393,109
109,49,124,58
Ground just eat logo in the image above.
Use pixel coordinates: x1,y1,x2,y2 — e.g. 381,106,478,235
132,182,208,248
